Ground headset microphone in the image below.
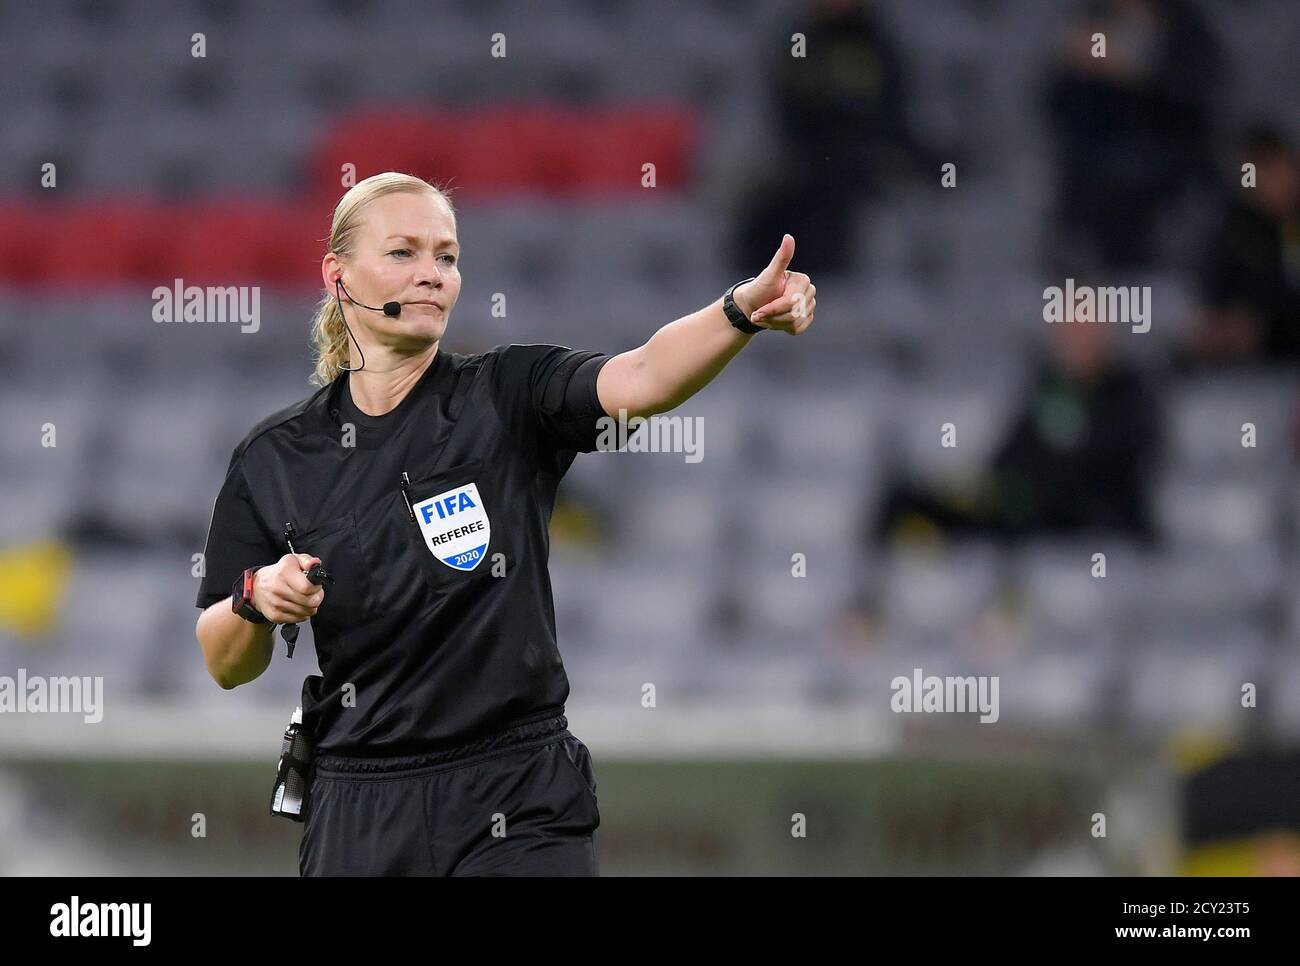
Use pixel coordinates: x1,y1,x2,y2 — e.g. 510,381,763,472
336,278,402,317
333,277,405,373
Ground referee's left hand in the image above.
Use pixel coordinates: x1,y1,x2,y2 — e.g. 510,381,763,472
734,234,816,336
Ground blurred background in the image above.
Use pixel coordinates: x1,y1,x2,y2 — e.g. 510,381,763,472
1,0,1299,875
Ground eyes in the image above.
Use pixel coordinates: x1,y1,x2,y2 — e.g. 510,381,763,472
387,248,458,266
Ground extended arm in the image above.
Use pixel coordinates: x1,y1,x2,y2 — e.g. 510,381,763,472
595,235,816,419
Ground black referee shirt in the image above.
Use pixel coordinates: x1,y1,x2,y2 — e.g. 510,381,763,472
196,344,614,756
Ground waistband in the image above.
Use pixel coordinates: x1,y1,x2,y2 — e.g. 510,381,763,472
314,711,569,776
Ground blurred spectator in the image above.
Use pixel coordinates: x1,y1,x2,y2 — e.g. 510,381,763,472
1181,746,1300,875
1043,0,1223,270
734,0,933,278
1188,125,1300,364
874,319,1162,545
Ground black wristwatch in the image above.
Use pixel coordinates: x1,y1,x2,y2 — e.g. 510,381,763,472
231,566,271,624
723,276,763,334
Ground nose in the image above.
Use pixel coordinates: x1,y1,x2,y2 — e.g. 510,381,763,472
413,254,443,289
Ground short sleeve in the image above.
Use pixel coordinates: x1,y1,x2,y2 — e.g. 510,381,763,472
491,344,613,454
194,451,282,608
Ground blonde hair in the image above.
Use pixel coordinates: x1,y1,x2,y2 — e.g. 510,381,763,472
309,172,457,387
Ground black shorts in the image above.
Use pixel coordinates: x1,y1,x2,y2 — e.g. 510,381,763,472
299,713,600,876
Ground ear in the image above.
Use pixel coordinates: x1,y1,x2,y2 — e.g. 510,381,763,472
322,252,344,289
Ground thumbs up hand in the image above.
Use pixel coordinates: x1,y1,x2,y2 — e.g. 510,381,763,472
732,234,817,336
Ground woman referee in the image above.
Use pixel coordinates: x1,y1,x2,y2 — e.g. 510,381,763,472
194,172,816,876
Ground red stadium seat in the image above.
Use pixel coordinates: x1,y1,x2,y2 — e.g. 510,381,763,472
309,103,699,199
0,101,700,286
